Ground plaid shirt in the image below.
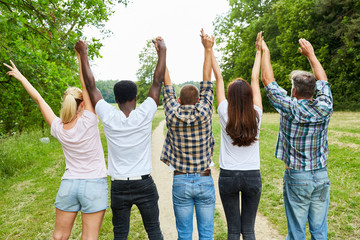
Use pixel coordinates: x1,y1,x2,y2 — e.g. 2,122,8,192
160,81,215,173
265,80,333,171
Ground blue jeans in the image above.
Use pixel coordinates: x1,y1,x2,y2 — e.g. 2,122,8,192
219,169,262,240
111,176,163,240
283,167,330,240
172,173,216,240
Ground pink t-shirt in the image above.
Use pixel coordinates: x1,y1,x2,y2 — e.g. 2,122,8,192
51,110,107,179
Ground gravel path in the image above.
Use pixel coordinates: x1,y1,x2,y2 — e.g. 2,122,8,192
151,120,284,239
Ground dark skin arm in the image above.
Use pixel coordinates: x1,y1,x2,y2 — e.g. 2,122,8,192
150,37,167,105
74,40,103,107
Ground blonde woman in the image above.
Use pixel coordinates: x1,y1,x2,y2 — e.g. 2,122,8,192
3,49,108,240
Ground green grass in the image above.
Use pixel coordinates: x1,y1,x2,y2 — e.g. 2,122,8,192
1,111,358,239
0,107,165,240
211,112,360,240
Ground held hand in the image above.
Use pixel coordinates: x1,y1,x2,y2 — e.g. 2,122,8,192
256,31,263,51
74,39,88,55
200,28,214,49
152,36,166,54
298,38,315,58
3,60,25,82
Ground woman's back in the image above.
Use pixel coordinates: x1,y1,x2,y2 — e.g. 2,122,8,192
218,100,263,170
51,110,107,179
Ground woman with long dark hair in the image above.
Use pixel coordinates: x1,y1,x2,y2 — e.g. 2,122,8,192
3,46,108,240
212,32,263,240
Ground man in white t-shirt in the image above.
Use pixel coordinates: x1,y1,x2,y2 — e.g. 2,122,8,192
75,37,166,240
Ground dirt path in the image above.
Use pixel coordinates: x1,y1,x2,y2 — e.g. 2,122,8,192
151,120,284,239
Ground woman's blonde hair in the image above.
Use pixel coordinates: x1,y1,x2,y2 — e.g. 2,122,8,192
60,87,83,123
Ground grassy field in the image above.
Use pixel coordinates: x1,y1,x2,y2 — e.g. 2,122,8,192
0,111,359,239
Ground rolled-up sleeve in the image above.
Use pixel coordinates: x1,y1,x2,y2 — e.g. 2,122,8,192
163,85,179,117
198,81,214,114
314,80,333,115
265,82,292,114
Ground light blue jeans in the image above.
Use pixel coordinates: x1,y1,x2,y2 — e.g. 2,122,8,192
172,174,216,240
283,167,330,240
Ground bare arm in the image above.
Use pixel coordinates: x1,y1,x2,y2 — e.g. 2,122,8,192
3,61,56,126
74,40,103,107
201,29,213,82
211,50,225,104
252,32,263,110
260,39,275,87
149,37,166,105
75,50,95,113
164,67,171,86
298,38,327,81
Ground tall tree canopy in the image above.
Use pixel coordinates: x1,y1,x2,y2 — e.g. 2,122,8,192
0,0,127,135
214,0,360,111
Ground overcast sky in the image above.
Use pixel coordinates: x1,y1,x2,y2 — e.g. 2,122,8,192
86,0,229,84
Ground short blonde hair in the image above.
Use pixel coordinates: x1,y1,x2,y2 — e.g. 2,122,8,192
60,87,83,123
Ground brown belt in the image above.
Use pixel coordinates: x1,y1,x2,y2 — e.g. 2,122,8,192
174,169,211,176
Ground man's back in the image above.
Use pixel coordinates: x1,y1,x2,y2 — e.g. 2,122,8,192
95,97,157,178
266,80,333,170
161,81,214,173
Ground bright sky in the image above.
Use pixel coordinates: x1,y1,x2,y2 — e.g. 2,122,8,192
86,0,229,84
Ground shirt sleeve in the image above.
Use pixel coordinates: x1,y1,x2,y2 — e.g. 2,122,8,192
198,81,214,114
163,85,179,117
136,97,158,120
217,99,228,129
80,110,99,128
95,99,116,124
314,80,333,114
50,117,61,139
265,81,292,114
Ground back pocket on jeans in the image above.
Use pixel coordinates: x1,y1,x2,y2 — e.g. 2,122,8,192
84,180,107,201
288,183,310,203
320,181,331,202
57,180,73,198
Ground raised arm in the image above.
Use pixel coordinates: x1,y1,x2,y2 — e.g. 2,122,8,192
149,37,166,105
251,32,263,110
211,49,225,105
74,40,103,107
298,38,327,81
164,67,171,86
75,49,95,113
201,29,214,82
3,61,56,126
260,39,275,87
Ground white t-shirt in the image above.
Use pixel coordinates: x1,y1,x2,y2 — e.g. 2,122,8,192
51,110,107,179
95,97,157,178
217,100,263,170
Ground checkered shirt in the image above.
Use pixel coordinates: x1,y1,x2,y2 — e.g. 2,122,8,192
265,80,333,171
160,81,215,173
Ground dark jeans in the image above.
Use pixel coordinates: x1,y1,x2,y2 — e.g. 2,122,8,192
111,176,163,240
219,169,262,240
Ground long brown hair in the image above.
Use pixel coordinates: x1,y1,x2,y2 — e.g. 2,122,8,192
226,79,259,147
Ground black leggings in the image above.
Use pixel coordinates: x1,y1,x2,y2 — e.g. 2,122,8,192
219,168,262,240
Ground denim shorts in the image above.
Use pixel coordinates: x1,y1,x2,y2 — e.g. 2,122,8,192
55,178,109,213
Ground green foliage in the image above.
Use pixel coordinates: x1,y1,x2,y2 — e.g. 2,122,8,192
0,0,128,135
97,80,118,103
214,0,360,112
136,39,163,104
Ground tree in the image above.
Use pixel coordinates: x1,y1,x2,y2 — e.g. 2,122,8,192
214,0,360,111
136,39,162,104
96,80,117,103
0,0,128,135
